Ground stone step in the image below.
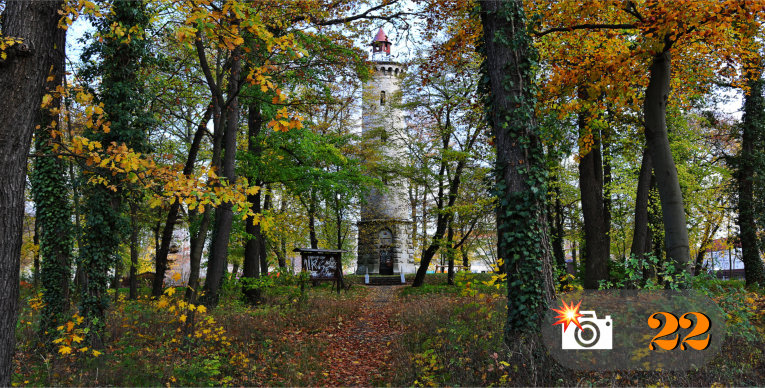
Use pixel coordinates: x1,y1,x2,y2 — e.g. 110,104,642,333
365,276,407,286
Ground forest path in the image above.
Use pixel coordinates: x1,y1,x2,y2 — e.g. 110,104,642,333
314,285,405,387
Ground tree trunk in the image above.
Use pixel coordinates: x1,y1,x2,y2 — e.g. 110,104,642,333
412,108,481,287
413,211,448,286
33,219,40,288
129,203,139,300
411,184,418,256
0,1,65,384
243,103,263,304
737,76,765,286
644,51,690,280
446,222,455,285
335,191,343,251
694,223,719,275
478,0,556,336
260,186,270,275
630,147,652,263
578,89,609,289
152,106,213,296
602,127,612,260
412,158,450,287
185,205,211,301
308,191,318,249
112,254,122,297
647,175,662,282
202,45,241,307
230,263,239,280
275,195,287,269
551,177,566,271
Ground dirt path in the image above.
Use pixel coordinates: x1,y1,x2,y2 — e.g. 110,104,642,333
314,285,404,386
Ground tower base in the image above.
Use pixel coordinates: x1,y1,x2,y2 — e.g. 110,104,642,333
356,218,415,275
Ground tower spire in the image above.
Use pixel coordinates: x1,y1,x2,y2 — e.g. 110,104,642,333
371,27,391,56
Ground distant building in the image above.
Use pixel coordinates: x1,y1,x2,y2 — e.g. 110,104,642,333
165,229,191,286
702,238,745,280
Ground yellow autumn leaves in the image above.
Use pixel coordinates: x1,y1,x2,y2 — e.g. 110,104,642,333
53,314,102,358
156,286,228,349
268,107,305,132
0,36,25,61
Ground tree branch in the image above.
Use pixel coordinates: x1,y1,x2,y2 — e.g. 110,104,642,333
194,30,223,104
534,23,637,37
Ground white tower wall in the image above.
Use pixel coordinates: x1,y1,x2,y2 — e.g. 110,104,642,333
356,58,415,275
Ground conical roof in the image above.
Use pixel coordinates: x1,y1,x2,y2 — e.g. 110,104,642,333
373,28,389,43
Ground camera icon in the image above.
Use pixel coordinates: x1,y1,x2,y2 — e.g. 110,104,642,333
561,311,612,350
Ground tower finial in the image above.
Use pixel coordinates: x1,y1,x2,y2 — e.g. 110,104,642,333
371,28,391,55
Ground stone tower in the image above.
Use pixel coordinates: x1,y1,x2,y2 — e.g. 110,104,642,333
356,28,415,275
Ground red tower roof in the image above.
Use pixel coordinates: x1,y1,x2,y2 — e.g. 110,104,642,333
373,28,389,43
371,28,391,55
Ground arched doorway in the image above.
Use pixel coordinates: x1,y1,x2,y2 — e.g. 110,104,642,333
378,229,394,275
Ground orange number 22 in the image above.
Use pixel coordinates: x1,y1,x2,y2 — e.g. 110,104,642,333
647,312,711,351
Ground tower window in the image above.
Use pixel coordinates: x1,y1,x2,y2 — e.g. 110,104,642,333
380,91,386,106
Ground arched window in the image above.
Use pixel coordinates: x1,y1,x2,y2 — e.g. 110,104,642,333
380,90,386,106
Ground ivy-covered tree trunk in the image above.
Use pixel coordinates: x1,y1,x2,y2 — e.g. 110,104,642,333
79,0,152,341
0,1,65,384
30,14,72,340
478,0,556,337
737,75,765,286
643,51,690,281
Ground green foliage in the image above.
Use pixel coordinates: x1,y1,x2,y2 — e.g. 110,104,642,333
598,252,692,290
396,293,510,386
79,1,155,153
692,273,762,342
398,273,501,297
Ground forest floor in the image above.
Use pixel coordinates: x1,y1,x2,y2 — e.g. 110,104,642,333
310,286,403,386
10,273,765,386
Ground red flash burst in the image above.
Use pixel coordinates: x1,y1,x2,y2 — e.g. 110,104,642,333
551,299,583,332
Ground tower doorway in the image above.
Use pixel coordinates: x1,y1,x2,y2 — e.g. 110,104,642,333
379,247,394,275
378,228,394,275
